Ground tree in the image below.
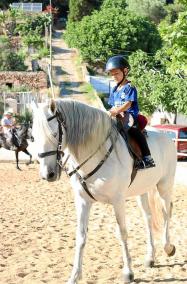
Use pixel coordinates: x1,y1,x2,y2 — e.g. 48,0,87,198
68,0,101,22
128,50,187,118
126,0,167,24
65,7,161,65
158,10,187,76
0,49,27,71
101,0,127,9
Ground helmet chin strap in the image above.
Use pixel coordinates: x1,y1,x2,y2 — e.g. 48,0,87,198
114,70,127,92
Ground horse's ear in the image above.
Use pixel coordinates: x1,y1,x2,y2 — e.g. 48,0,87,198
50,99,56,114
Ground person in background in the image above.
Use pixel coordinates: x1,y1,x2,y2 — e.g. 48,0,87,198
106,55,155,170
1,111,17,150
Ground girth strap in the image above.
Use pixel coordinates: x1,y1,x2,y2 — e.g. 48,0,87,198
75,171,97,201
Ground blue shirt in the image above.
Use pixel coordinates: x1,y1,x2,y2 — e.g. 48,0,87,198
108,82,139,119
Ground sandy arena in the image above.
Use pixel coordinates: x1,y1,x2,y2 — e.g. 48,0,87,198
0,162,186,284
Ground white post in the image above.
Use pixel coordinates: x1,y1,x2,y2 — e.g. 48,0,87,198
48,64,55,99
3,92,6,112
49,0,53,76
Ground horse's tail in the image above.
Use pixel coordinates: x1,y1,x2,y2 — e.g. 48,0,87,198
148,188,163,236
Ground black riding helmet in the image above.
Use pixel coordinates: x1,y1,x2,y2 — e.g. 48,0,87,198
105,55,130,72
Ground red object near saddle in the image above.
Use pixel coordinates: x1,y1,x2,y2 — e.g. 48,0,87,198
137,114,148,131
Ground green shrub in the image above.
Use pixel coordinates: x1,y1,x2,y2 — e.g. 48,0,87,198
65,7,162,66
0,50,27,71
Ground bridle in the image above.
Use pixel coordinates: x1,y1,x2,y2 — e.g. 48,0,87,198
38,112,66,167
38,111,118,201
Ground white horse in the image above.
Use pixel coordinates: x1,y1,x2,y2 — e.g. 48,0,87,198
32,99,177,284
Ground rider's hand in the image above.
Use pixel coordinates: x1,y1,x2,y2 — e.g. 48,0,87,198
109,107,118,117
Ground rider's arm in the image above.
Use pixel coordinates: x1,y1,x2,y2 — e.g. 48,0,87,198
109,101,132,117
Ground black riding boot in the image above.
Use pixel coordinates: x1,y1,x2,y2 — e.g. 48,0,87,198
128,127,155,170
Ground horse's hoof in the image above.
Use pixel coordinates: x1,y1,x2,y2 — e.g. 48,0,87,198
123,272,134,283
165,244,176,257
145,259,154,268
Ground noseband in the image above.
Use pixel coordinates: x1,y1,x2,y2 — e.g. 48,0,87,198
38,112,65,166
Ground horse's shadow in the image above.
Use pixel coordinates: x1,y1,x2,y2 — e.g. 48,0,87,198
154,260,187,268
134,261,187,283
135,278,187,283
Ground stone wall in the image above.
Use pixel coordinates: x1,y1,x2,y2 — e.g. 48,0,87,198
0,71,48,90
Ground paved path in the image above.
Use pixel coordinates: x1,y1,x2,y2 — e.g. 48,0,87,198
52,29,94,104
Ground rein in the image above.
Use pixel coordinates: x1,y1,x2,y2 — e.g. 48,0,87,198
38,112,118,201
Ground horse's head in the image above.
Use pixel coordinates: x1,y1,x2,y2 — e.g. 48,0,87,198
32,99,67,181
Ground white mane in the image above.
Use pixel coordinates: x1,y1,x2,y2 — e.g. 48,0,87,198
33,99,118,159
55,99,117,158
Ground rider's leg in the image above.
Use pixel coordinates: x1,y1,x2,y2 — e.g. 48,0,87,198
128,127,155,169
6,130,17,150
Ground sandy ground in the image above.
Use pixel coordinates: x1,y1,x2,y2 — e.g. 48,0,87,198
0,162,186,284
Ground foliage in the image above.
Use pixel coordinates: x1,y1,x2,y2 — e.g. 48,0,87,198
0,49,27,71
65,7,162,65
16,13,51,37
177,0,187,5
163,1,185,24
126,0,167,24
22,31,44,48
128,50,187,116
15,109,33,124
101,0,127,9
15,13,51,50
37,46,50,59
0,35,10,49
158,10,187,76
68,0,102,22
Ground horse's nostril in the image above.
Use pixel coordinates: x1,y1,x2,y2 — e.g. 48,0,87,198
48,172,55,179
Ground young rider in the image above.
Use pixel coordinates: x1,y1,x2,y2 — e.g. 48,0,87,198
106,55,155,170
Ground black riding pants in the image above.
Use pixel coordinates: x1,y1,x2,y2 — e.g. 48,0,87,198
128,127,151,157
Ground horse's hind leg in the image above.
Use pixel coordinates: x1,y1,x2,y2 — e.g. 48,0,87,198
157,182,176,257
113,200,134,283
137,193,155,267
68,194,92,284
23,149,32,165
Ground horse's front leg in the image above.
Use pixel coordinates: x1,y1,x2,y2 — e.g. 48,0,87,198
137,193,155,267
114,199,134,283
67,195,92,284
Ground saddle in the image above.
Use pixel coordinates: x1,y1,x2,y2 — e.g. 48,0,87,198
116,113,147,156
116,114,148,184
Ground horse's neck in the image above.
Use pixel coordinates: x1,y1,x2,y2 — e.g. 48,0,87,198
68,136,111,170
